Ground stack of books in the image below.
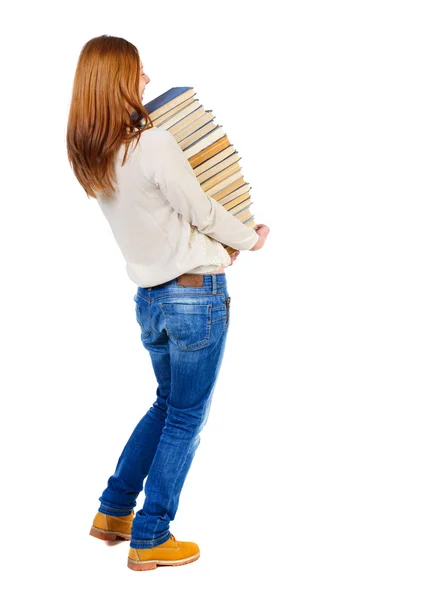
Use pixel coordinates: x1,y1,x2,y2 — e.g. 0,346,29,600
141,87,258,255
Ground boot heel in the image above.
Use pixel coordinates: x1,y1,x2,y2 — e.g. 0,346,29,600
89,526,130,541
127,557,157,571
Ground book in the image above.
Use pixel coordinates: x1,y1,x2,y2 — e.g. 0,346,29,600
141,87,258,255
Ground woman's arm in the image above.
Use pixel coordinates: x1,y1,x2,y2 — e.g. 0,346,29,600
144,128,260,251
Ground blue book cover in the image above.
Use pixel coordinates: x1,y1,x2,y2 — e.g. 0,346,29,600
144,87,193,115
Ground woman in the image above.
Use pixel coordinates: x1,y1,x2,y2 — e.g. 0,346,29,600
67,35,270,571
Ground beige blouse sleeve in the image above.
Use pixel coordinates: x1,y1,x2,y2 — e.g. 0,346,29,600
145,128,259,251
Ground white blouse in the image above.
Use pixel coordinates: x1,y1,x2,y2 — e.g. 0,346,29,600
95,126,259,287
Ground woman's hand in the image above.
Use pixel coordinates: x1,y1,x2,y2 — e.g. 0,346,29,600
228,250,241,266
250,224,270,251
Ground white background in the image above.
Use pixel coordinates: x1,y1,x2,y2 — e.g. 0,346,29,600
1,1,424,598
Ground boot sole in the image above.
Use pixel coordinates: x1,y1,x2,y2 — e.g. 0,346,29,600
89,525,131,541
127,551,200,571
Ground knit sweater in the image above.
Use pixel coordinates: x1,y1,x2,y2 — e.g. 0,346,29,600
95,126,259,287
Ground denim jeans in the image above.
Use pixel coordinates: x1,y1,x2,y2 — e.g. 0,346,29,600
97,273,231,549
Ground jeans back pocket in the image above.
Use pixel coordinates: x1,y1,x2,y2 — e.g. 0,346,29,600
159,302,212,351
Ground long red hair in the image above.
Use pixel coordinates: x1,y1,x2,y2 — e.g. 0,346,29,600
66,35,154,199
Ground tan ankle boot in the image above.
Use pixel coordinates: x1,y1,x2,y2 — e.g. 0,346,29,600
89,510,134,541
127,534,200,571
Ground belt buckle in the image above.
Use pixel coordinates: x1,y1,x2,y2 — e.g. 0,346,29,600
177,274,204,287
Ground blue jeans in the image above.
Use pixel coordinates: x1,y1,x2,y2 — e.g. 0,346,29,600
97,273,231,549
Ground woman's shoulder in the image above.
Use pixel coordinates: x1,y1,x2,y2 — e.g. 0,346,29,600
136,126,180,180
137,126,182,169
140,125,175,147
